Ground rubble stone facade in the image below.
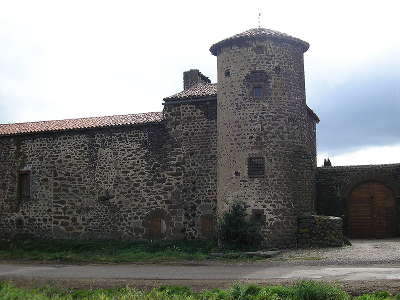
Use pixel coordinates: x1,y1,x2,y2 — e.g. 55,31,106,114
0,120,215,240
212,30,317,247
0,27,398,247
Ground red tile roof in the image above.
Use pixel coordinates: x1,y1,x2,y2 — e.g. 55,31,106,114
0,112,163,136
164,83,217,101
210,28,309,56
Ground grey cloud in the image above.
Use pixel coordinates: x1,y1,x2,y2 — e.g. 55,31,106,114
312,65,400,155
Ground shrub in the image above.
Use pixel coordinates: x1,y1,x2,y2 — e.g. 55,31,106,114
218,201,263,250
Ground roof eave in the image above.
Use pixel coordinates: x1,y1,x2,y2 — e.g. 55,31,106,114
163,95,217,104
306,106,320,123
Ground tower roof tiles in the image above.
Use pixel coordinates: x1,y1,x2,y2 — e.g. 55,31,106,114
210,28,309,56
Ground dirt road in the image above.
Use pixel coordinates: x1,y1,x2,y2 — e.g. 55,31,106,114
1,239,400,294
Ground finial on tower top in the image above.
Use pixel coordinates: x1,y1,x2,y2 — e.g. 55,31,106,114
258,10,261,28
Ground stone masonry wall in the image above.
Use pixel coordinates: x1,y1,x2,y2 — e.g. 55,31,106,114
0,101,217,240
216,39,317,248
298,215,344,247
163,99,218,239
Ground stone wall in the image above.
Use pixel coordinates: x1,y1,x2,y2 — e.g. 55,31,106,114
316,164,400,217
163,98,218,239
298,215,344,247
0,99,217,240
214,38,317,248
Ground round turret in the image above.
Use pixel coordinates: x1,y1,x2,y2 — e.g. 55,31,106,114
211,28,317,248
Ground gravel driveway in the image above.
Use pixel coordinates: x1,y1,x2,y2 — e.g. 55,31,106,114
274,238,400,265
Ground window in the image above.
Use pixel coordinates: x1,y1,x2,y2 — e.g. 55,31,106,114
252,209,265,224
245,70,269,100
224,69,230,77
253,86,263,98
18,171,31,199
248,157,265,177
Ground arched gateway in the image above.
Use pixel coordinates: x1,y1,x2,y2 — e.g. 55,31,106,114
348,182,397,238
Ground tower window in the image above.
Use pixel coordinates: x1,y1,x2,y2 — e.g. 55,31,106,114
252,86,263,98
18,171,31,199
224,69,230,77
245,70,269,100
248,157,265,177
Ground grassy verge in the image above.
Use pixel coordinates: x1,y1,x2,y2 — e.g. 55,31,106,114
0,281,398,300
0,237,263,263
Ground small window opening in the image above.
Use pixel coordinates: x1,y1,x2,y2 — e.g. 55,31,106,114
18,171,31,199
252,209,265,224
224,69,230,77
254,46,264,54
15,218,24,229
248,157,265,177
252,86,263,98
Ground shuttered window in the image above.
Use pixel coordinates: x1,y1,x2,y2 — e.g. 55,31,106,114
248,157,265,177
18,171,31,199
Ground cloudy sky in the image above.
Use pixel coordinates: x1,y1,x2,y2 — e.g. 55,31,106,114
1,0,399,166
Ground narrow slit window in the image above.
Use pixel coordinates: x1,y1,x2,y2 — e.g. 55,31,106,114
248,157,265,177
18,171,31,199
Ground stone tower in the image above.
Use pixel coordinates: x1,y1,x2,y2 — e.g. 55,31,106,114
210,28,319,247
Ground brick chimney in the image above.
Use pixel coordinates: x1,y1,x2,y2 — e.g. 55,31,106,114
183,69,211,90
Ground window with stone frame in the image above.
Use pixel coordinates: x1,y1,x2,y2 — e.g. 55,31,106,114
244,70,270,100
248,157,265,177
18,170,31,200
252,86,263,98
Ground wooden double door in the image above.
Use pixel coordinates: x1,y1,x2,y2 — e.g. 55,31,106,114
348,182,397,238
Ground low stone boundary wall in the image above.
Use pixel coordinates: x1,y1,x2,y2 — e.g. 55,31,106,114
298,215,344,247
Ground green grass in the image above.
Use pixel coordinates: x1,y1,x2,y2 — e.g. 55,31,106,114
0,281,398,300
0,237,220,263
0,236,272,263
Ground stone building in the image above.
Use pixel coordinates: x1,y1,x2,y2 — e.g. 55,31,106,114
0,28,399,247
